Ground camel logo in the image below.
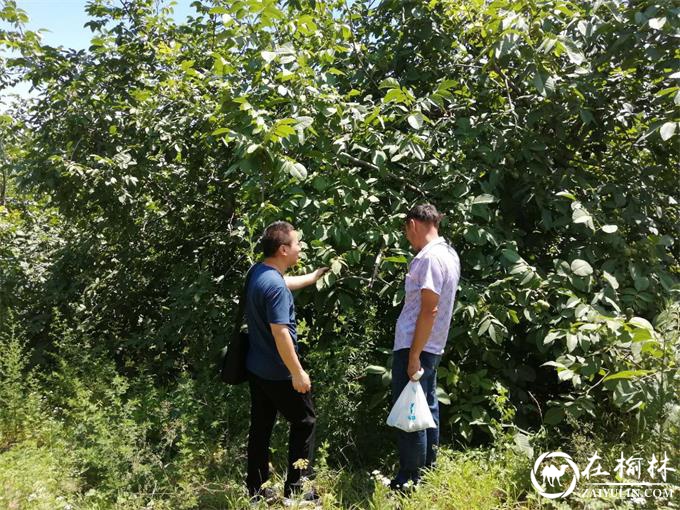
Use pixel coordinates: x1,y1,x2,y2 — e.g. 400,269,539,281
531,452,580,499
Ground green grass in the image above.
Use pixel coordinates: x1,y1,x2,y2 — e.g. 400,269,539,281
0,439,530,510
2,438,679,510
0,439,80,510
197,446,535,510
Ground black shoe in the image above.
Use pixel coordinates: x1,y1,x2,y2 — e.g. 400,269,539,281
249,487,278,506
389,478,417,493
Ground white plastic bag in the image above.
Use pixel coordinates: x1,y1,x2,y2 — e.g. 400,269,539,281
386,369,436,432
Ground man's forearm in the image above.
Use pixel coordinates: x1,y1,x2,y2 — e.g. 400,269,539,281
284,272,317,291
273,328,304,375
410,309,436,359
409,288,440,361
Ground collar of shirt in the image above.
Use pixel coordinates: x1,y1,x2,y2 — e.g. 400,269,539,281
413,236,446,260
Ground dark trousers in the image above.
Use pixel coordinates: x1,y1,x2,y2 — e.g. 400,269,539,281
246,371,316,497
391,348,442,484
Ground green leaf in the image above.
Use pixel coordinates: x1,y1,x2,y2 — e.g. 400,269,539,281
280,159,307,180
558,369,574,382
392,287,404,306
327,67,345,76
472,194,497,205
629,317,653,330
383,88,406,104
379,78,400,89
501,249,521,263
556,191,576,200
520,272,534,285
407,113,424,130
572,208,591,224
631,328,652,342
544,75,557,95
579,108,595,124
603,370,651,382
436,386,451,405
366,365,386,375
331,259,342,275
273,123,295,138
543,331,561,346
634,276,650,291
603,271,619,290
291,162,307,180
648,17,666,30
563,40,585,64
294,116,314,129
660,122,676,141
261,50,277,63
566,333,578,352
488,324,498,343
571,259,593,276
477,318,491,336
533,72,544,95
513,433,534,458
544,407,565,425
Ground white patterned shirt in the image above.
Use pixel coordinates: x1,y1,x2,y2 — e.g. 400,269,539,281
393,237,461,354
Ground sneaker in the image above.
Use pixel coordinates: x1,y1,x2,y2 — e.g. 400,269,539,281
282,488,320,508
249,487,278,506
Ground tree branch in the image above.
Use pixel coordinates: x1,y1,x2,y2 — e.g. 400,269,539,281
337,151,426,197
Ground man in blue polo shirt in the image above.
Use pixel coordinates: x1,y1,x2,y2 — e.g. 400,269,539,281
245,221,327,506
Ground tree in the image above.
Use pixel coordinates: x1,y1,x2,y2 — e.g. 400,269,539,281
1,0,678,448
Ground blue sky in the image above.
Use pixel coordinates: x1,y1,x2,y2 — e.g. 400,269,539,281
14,0,198,49
1,0,198,102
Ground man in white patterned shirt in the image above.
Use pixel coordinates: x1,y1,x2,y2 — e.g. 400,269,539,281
390,204,461,490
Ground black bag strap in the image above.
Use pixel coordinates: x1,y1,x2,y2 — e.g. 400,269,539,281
230,264,256,340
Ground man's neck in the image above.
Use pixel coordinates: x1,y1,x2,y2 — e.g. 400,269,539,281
417,231,440,252
263,257,288,275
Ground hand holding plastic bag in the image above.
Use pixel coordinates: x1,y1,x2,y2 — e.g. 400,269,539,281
386,368,436,432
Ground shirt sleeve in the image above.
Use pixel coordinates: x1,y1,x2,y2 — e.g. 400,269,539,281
264,284,292,325
417,256,444,295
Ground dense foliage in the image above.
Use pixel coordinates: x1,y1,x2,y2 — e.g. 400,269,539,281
1,0,679,507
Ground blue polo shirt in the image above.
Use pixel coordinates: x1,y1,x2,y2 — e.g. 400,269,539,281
245,262,297,380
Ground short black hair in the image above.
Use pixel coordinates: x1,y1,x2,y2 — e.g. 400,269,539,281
261,221,295,257
405,204,444,228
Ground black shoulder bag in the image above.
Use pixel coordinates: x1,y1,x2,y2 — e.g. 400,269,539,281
219,266,254,384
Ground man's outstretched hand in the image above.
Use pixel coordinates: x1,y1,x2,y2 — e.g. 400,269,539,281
285,267,330,291
313,267,329,281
